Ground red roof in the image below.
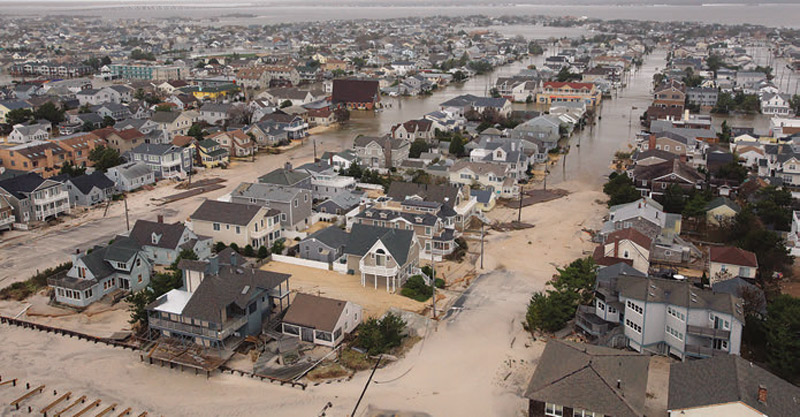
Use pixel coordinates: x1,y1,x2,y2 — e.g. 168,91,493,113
116,128,144,141
709,246,758,268
593,246,634,267
543,81,594,90
606,227,652,249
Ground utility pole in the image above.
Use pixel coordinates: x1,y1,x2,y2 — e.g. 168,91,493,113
431,253,437,319
480,222,485,269
350,355,382,417
517,183,524,223
313,138,317,162
123,195,130,231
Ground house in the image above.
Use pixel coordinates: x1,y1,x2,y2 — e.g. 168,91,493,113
76,87,120,106
705,197,741,226
306,107,335,127
206,130,255,158
315,191,363,216
686,87,719,109
59,171,116,207
229,182,312,231
352,135,410,170
196,139,229,167
354,205,454,258
7,122,50,144
668,355,800,417
630,159,704,198
448,160,519,199
128,143,193,180
281,293,362,347
653,80,686,110
147,254,290,348
129,218,212,266
150,110,199,138
105,128,146,154
48,237,151,307
439,94,512,118
53,132,107,169
258,113,308,140
593,228,651,273
247,120,289,148
390,119,435,143
0,141,71,178
760,92,793,116
494,75,539,102
535,81,602,110
321,149,359,172
386,181,476,231
299,226,349,263
0,172,70,225
0,194,15,232
105,161,155,192
189,200,282,249
601,197,680,240
343,224,421,293
510,115,562,154
470,189,496,211
198,103,232,125
92,103,132,121
258,166,312,189
331,79,381,110
469,139,531,180
708,246,758,284
524,340,651,417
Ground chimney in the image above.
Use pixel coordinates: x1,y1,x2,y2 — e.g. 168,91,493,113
684,109,689,121
157,214,164,223
648,133,655,151
207,255,220,276
284,161,293,171
617,379,622,389
757,385,767,404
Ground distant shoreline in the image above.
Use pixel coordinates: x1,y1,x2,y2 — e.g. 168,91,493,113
1,2,799,28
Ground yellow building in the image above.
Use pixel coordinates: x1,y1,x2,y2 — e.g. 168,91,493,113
182,84,239,100
536,81,602,110
705,197,740,226
197,139,229,168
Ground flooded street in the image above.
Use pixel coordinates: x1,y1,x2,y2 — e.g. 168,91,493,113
315,48,665,191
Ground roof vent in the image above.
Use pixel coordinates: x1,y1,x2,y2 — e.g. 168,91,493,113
236,268,244,274
758,385,767,404
241,285,250,294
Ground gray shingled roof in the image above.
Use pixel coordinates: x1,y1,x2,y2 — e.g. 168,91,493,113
668,355,800,416
282,293,348,333
190,200,263,226
344,224,414,266
129,219,187,250
524,340,650,417
304,226,349,250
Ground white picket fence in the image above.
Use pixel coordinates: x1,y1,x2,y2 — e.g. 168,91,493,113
271,254,330,271
332,261,348,274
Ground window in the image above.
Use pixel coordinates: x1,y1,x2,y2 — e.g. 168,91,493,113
714,339,729,350
294,199,298,207
625,319,642,334
626,300,643,315
573,410,597,417
666,325,684,341
668,306,685,321
236,226,241,234
597,300,605,311
213,223,220,231
545,403,563,417
138,274,143,283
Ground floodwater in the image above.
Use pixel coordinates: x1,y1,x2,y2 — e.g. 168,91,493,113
313,48,665,189
2,2,800,28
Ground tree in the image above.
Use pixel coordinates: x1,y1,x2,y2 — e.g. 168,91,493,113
408,139,430,158
526,290,579,333
257,245,269,259
187,123,206,140
662,184,687,214
410,169,431,185
82,121,96,132
155,104,172,112
682,192,710,220
59,161,86,178
717,120,732,143
34,102,64,124
102,115,115,127
489,88,501,98
528,42,544,55
280,100,293,109
214,242,227,253
130,49,156,61
88,145,125,172
550,257,597,305
448,134,465,157
333,108,350,123
452,70,467,82
5,108,33,126
344,161,363,179
126,288,156,329
763,295,800,381
243,244,255,257
355,312,406,355
790,94,800,115
78,104,91,114
603,172,640,207
271,239,285,255
753,186,793,231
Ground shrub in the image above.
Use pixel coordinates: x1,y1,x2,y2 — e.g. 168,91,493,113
243,244,255,257
400,275,433,302
229,243,240,253
257,245,269,259
271,239,285,255
214,242,227,253
355,312,406,356
434,278,445,289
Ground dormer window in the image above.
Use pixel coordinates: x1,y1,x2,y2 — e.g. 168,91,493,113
151,233,161,245
379,212,388,219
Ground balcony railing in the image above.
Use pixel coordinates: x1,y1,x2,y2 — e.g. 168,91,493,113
686,325,730,340
575,304,612,336
149,315,248,341
685,343,716,358
359,261,398,277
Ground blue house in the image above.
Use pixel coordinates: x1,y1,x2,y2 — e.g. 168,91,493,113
146,250,291,348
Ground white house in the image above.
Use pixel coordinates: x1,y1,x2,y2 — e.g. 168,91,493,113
281,293,362,347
